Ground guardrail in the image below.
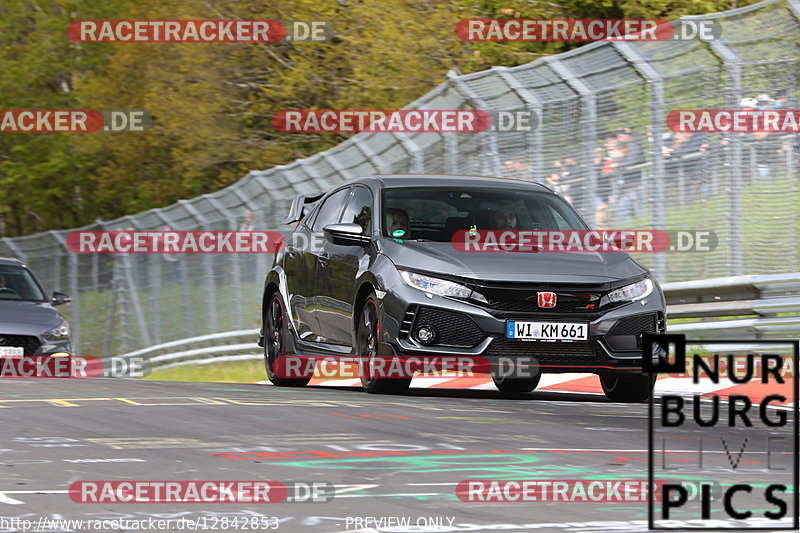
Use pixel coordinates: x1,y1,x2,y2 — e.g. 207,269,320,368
116,329,261,372
663,272,800,344
117,273,800,372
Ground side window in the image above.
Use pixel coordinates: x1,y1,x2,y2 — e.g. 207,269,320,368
549,208,572,230
311,188,350,233
339,187,372,233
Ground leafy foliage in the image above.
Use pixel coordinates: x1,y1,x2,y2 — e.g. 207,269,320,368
0,0,754,236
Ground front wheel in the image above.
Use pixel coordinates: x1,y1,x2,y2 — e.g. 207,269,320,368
600,373,655,403
357,294,411,394
492,373,541,393
264,294,311,387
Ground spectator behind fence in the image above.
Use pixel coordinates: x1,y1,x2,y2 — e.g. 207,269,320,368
553,154,583,207
239,210,257,232
594,133,622,208
617,127,645,219
774,88,796,109
503,159,530,179
744,130,781,181
662,131,709,197
756,93,773,110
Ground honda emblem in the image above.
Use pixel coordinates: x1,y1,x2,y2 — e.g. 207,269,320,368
537,291,557,308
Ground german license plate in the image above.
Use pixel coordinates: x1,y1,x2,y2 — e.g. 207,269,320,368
0,346,24,356
506,321,588,342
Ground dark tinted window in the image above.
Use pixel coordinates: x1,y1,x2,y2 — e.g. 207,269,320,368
0,266,46,301
339,187,372,233
381,187,588,241
311,188,350,233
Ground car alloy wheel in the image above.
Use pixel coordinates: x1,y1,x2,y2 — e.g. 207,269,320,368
357,294,410,394
264,294,310,387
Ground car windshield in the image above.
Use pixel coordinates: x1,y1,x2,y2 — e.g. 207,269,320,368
0,266,47,302
381,186,588,241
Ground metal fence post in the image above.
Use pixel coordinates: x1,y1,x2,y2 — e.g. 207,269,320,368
704,36,744,275
543,57,598,219
148,252,161,345
394,133,424,173
353,136,389,174
611,41,669,278
450,77,503,176
178,200,217,334
496,67,544,182
50,232,80,354
205,194,243,330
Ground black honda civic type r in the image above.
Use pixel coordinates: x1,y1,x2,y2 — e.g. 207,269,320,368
259,175,666,402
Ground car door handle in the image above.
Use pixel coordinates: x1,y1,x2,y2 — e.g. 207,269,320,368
318,252,330,267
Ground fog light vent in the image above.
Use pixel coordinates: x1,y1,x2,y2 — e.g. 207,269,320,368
414,326,437,345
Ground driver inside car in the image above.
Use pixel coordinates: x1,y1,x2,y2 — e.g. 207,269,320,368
0,275,16,294
385,208,411,239
488,202,518,230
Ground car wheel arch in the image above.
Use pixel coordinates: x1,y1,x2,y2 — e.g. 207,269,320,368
262,282,280,326
352,281,378,341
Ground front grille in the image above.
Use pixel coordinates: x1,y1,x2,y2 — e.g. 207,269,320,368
465,283,609,314
411,307,485,348
604,313,657,352
485,292,602,313
0,335,41,356
608,314,656,336
486,338,604,362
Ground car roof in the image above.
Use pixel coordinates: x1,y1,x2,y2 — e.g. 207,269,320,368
0,257,24,267
342,174,552,192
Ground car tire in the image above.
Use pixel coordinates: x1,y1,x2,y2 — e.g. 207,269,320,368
600,373,655,403
492,373,541,393
357,294,411,394
264,294,312,387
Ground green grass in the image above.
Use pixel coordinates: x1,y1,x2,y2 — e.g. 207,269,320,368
143,358,265,383
627,174,800,279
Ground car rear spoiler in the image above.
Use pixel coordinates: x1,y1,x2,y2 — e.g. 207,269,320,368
282,193,325,225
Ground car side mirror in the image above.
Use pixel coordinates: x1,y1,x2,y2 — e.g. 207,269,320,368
322,223,370,246
51,292,71,306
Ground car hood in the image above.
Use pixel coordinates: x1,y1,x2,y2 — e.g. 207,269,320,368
0,300,62,336
381,240,647,284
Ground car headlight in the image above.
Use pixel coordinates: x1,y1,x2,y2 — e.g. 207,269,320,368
43,319,70,341
608,278,654,303
399,271,473,299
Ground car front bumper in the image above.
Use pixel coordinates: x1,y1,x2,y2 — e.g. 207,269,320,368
0,333,70,357
378,282,665,374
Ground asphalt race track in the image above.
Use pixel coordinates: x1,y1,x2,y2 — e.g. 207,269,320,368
0,378,796,533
